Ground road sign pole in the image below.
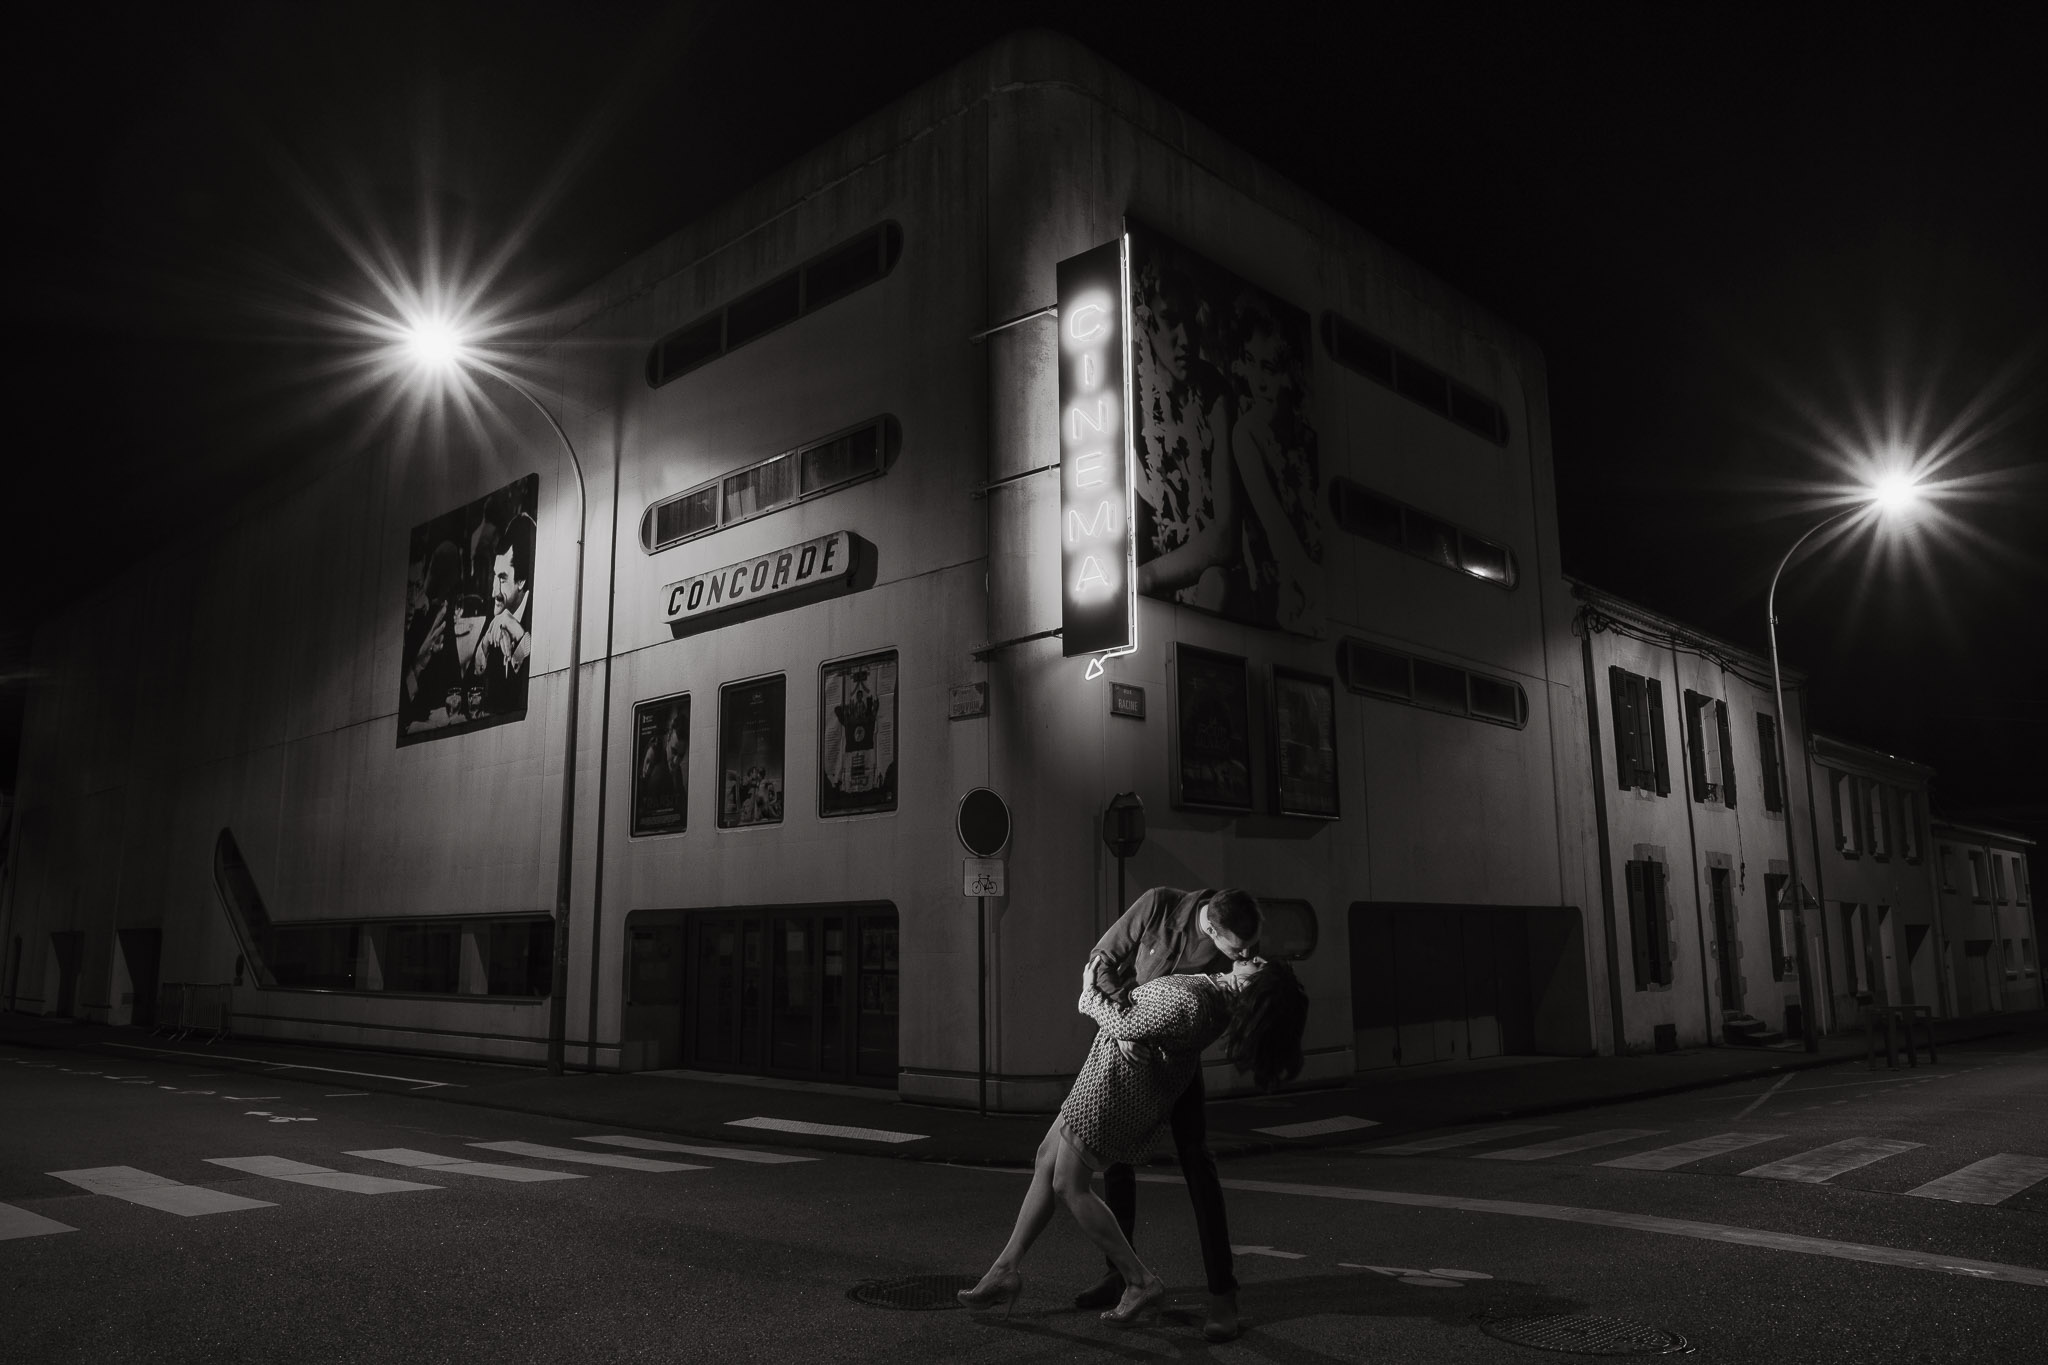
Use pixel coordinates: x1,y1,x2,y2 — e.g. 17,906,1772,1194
977,895,987,1117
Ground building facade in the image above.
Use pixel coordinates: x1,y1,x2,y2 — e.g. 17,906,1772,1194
5,33,1664,1105
1931,820,2040,1015
1570,585,1820,1050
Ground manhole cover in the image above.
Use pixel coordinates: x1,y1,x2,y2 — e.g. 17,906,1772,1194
847,1274,980,1311
1478,1314,1693,1356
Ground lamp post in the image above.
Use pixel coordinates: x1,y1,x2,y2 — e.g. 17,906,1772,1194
1764,474,1919,1054
403,324,586,1076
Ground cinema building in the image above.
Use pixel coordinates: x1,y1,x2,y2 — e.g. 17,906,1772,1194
5,32,1618,1106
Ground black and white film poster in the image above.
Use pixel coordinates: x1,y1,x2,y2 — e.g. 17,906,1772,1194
398,473,540,746
819,651,898,817
1129,224,1323,636
1174,643,1253,811
718,674,787,828
1273,668,1340,818
631,693,691,836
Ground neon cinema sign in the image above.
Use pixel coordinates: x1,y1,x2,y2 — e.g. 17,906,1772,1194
1055,235,1137,676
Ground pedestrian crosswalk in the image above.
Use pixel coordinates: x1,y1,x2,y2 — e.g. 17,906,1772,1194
1365,1126,2048,1206
0,1133,819,1242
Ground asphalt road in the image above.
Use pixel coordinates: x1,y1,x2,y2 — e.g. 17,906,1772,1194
4,1035,2045,1364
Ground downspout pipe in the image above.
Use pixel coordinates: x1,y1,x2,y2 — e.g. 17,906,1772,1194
1575,608,1628,1055
1668,635,1715,1046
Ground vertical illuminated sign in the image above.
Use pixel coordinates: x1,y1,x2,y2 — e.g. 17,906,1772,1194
1056,236,1136,668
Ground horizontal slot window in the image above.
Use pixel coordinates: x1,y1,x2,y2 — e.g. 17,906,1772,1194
647,223,904,388
1328,476,1518,589
1320,310,1509,446
642,416,901,553
1337,638,1528,729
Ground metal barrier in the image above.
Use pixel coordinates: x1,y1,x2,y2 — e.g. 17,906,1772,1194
148,983,233,1043
1865,1002,1936,1069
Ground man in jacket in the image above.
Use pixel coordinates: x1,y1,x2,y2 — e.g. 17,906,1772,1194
1077,885,1261,1342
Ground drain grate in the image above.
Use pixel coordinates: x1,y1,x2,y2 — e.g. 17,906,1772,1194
847,1274,980,1311
1478,1314,1694,1356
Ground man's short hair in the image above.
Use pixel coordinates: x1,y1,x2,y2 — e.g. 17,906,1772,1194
499,514,536,587
1206,888,1261,943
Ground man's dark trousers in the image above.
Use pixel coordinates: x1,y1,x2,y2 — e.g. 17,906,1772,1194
1101,1068,1236,1295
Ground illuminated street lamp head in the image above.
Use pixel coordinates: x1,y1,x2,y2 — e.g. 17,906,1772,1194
1869,471,1921,516
402,316,469,374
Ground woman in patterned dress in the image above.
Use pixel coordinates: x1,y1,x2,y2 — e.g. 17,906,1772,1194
957,954,1308,1324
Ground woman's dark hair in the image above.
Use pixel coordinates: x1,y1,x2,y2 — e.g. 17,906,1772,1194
1221,960,1308,1092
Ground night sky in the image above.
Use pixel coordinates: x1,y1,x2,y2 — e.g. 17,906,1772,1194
5,3,2043,841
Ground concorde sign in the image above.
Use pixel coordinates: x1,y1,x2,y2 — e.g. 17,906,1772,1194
662,530,868,637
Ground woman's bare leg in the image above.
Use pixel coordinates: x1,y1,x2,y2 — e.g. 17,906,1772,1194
985,1125,1062,1274
1052,1133,1151,1287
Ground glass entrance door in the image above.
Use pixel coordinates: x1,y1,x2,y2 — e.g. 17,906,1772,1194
685,905,896,1087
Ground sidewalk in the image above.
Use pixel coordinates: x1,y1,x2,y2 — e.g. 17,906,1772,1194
4,1010,2035,1165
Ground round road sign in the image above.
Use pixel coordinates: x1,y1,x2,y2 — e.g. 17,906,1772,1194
956,788,1011,857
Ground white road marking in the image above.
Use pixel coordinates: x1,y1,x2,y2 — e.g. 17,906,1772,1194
345,1148,583,1183
1731,1073,1794,1120
577,1135,816,1164
1742,1137,1923,1183
49,1166,276,1217
1477,1129,1665,1162
725,1117,926,1144
205,1156,440,1195
107,1043,460,1089
325,1092,370,1098
1341,1264,1492,1288
468,1141,705,1172
1905,1154,2048,1206
1598,1132,1786,1171
1362,1124,1558,1155
1149,1174,2048,1288
1254,1116,1380,1139
1231,1244,1306,1259
0,1202,76,1240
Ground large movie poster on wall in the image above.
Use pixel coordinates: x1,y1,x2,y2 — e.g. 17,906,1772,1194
819,651,897,817
398,473,540,746
718,675,786,828
1129,225,1324,636
631,693,690,836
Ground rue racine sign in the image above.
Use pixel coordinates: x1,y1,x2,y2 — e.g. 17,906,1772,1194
661,530,867,637
1055,236,1137,664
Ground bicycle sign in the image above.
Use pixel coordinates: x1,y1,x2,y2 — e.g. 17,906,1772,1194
963,858,1006,897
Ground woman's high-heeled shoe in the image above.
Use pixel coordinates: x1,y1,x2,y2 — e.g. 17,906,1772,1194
957,1266,1025,1315
1100,1273,1165,1325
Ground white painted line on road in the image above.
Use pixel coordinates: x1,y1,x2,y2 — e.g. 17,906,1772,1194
577,1135,816,1164
1598,1132,1787,1171
1731,1073,1793,1121
325,1092,370,1098
468,1141,706,1173
0,1202,76,1241
345,1148,584,1183
1477,1129,1665,1162
107,1044,461,1090
1147,1174,2048,1288
49,1166,276,1217
725,1117,926,1144
1254,1116,1381,1139
1232,1244,1305,1259
1905,1154,2048,1206
1362,1124,1558,1155
1742,1136,1923,1183
205,1156,440,1195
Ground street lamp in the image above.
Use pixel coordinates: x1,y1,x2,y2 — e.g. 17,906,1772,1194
1765,473,1922,1053
400,317,587,1077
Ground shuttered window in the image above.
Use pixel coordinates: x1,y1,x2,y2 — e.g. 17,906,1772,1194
1756,713,1785,813
1764,873,1791,981
1608,667,1669,795
1683,691,1739,807
1625,859,1674,989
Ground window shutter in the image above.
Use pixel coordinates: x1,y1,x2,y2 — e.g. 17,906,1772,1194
1831,773,1847,849
1608,666,1638,790
1626,860,1651,989
1649,861,1672,984
1756,713,1782,812
1684,691,1710,800
1646,679,1671,796
1716,701,1737,808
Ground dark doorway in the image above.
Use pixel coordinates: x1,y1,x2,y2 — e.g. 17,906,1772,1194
1709,867,1740,1012
118,929,163,1026
49,931,83,1017
1350,903,1553,1067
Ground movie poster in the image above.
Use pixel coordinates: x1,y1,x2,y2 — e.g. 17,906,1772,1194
1273,668,1340,818
631,693,690,837
819,651,897,817
397,473,540,746
1174,643,1253,811
1129,225,1324,636
718,675,786,828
